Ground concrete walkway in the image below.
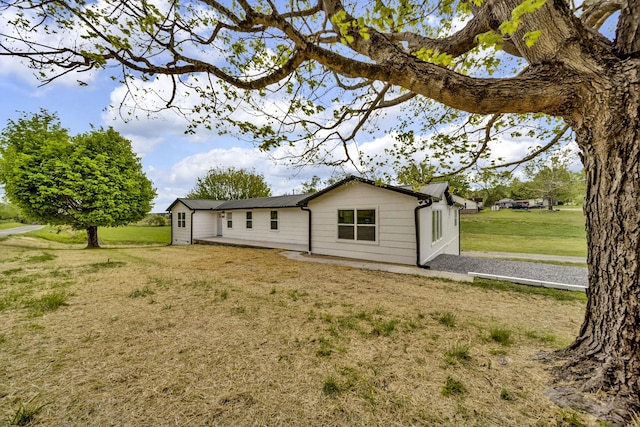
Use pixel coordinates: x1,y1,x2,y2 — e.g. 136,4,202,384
280,251,473,282
0,224,43,237
195,236,308,252
281,250,587,292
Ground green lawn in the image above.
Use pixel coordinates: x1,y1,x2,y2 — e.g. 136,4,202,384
0,222,25,230
460,208,587,257
24,225,171,245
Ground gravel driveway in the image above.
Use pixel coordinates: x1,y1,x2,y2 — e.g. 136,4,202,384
428,254,588,288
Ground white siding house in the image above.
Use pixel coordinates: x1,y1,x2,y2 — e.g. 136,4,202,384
166,176,461,265
167,199,225,245
216,194,310,247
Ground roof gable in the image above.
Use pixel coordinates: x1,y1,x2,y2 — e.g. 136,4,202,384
297,175,433,205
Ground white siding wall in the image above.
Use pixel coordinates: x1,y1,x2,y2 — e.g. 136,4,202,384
192,211,218,239
418,200,460,264
308,182,418,265
223,207,308,245
170,201,192,245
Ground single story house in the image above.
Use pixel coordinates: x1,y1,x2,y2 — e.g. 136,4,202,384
452,194,480,214
166,176,462,267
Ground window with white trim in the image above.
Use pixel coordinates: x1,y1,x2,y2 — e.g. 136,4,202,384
338,209,376,241
246,211,253,229
432,210,442,242
177,212,186,228
227,212,233,228
270,210,278,230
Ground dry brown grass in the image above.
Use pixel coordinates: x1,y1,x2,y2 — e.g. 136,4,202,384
0,237,596,426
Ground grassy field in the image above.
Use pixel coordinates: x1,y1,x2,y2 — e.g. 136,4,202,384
22,225,171,246
0,222,25,230
461,209,587,257
0,237,598,426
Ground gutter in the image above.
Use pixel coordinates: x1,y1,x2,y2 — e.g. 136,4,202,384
414,198,433,269
458,207,462,256
300,205,312,253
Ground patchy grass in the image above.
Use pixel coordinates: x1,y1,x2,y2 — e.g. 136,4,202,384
441,376,466,397
461,209,587,257
488,328,514,346
0,238,597,426
25,253,57,263
470,278,587,302
5,395,46,426
23,291,71,316
432,311,457,327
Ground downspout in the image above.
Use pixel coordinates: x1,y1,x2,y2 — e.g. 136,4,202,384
190,210,195,244
414,198,433,269
458,207,462,256
300,205,312,253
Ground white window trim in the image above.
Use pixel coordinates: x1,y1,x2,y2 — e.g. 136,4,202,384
177,212,186,228
336,208,378,244
270,210,279,231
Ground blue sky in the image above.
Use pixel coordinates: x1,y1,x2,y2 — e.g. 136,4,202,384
0,61,348,212
0,2,573,213
0,61,547,212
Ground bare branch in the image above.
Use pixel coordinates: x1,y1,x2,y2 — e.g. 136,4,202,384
487,124,572,169
581,0,624,29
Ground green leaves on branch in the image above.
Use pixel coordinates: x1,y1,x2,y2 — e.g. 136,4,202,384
330,10,370,45
413,48,454,67
476,0,547,50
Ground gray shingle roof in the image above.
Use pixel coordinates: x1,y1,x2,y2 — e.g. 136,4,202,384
217,193,311,210
166,198,226,211
167,176,451,213
167,194,311,212
411,182,449,199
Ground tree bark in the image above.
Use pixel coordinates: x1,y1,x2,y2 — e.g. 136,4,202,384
547,59,640,424
86,226,100,249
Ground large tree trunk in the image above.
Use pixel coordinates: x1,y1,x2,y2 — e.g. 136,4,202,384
86,226,100,249
547,60,640,424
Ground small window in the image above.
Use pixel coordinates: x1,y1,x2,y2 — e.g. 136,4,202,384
356,209,376,241
177,212,186,228
454,209,458,227
338,209,376,241
338,209,355,240
246,211,253,229
270,210,278,230
227,212,233,228
432,210,442,242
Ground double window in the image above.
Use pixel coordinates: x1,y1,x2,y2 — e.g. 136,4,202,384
432,210,442,242
338,209,376,241
177,212,186,228
270,211,278,230
246,211,253,229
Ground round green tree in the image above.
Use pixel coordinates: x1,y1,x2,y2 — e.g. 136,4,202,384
187,166,271,200
0,111,156,248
